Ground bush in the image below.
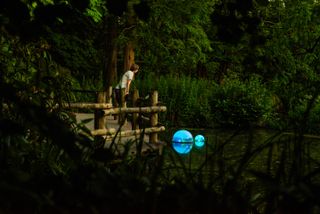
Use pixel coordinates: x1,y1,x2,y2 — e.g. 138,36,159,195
209,76,274,128
287,96,320,134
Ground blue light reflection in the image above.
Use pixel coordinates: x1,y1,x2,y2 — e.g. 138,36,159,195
172,130,193,154
194,135,205,148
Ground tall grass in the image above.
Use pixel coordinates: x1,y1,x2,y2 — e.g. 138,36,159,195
135,73,214,128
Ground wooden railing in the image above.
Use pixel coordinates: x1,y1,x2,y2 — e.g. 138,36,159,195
64,89,166,144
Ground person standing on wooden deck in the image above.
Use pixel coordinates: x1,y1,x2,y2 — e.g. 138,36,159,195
114,64,139,123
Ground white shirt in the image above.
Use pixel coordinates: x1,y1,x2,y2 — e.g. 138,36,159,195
116,70,134,89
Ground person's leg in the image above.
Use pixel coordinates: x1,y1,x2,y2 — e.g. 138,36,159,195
120,88,126,108
113,89,120,120
118,88,127,124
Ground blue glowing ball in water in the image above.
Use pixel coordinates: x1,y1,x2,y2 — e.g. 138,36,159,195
172,130,194,154
194,135,205,148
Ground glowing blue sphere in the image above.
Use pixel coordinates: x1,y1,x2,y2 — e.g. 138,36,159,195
172,130,194,154
194,135,205,148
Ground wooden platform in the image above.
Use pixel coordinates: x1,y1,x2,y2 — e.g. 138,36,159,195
67,91,166,155
75,113,149,140
75,113,164,154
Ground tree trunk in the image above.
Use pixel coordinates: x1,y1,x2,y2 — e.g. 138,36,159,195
103,15,118,100
123,1,137,72
123,41,135,72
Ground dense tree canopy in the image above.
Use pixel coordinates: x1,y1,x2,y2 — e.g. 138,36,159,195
2,0,320,114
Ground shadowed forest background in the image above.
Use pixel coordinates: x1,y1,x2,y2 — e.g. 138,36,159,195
2,0,320,213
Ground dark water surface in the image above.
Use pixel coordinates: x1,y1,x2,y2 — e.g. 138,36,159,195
163,127,320,180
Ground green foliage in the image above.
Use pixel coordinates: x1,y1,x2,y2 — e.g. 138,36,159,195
135,73,281,129
257,0,320,131
284,93,320,134
135,74,213,128
209,75,274,128
0,34,76,106
49,32,102,81
135,0,213,75
306,99,320,134
85,0,106,22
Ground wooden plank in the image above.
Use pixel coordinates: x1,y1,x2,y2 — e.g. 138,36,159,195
103,106,166,115
150,91,158,144
132,89,139,130
91,126,165,137
63,103,113,109
94,92,107,129
91,128,117,136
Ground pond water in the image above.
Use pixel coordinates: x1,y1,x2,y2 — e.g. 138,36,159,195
157,128,320,213
162,127,320,180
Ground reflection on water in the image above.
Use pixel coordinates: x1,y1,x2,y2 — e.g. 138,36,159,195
166,127,320,174
163,128,320,212
169,128,277,153
172,142,193,154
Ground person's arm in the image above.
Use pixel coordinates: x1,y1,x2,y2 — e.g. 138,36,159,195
125,79,132,95
125,71,134,94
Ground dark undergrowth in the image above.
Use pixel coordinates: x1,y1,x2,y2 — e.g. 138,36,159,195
2,82,320,213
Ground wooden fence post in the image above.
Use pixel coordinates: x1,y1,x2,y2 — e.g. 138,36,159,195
132,89,139,130
94,91,106,130
150,90,158,143
107,86,113,104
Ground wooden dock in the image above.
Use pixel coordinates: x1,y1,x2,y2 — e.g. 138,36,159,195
67,90,167,154
75,112,165,155
75,113,150,142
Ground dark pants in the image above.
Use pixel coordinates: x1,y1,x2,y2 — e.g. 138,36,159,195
113,88,126,123
114,88,130,107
